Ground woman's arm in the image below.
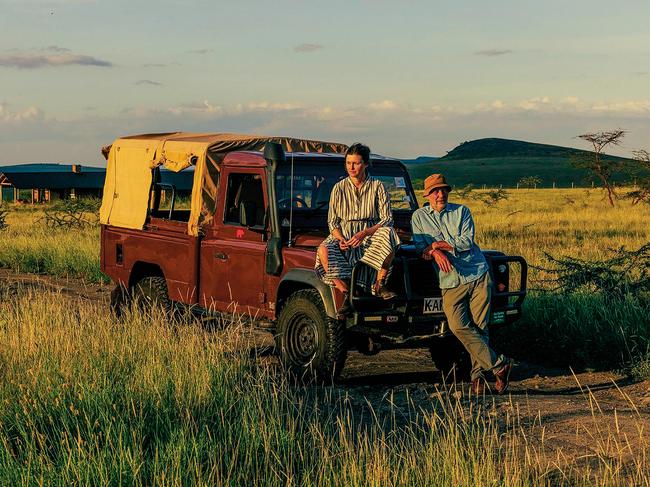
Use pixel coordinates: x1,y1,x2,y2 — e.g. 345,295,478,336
327,185,349,249
346,181,392,247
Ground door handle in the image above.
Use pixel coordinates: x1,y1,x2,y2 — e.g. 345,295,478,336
214,252,228,261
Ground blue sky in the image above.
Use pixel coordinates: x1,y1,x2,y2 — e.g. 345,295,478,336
1,0,649,165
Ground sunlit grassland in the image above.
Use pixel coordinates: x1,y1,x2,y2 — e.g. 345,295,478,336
0,289,646,486
0,189,649,372
0,205,104,282
418,188,650,370
415,188,649,268
5,189,647,284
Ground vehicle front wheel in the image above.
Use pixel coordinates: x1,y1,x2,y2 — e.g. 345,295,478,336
276,289,347,382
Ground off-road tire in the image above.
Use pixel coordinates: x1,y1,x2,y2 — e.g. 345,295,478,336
429,336,472,381
276,289,347,382
131,276,172,317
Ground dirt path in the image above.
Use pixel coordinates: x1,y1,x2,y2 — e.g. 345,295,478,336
2,269,648,471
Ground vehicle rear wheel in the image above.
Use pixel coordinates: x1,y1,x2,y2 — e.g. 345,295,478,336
276,289,347,382
429,336,472,381
131,276,172,317
109,283,128,319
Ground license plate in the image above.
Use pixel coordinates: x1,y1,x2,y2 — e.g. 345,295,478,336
423,297,444,314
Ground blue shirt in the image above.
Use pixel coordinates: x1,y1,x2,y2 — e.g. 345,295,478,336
411,202,488,289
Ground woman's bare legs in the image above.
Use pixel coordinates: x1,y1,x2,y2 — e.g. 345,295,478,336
373,252,397,299
318,244,349,293
373,252,394,289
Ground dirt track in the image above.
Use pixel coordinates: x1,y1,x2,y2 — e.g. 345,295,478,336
2,268,649,469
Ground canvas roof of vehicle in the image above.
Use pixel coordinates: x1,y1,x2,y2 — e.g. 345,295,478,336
99,132,348,235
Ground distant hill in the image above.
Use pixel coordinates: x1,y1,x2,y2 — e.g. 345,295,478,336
404,138,634,188
442,138,591,161
400,156,438,165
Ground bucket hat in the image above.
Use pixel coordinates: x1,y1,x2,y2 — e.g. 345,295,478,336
423,173,451,196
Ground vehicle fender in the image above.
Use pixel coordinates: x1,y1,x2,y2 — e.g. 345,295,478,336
128,261,165,289
277,269,337,319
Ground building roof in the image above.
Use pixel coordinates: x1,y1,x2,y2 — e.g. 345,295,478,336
0,163,105,173
0,171,105,190
0,164,193,191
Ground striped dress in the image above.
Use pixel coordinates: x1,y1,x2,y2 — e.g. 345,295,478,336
315,176,400,293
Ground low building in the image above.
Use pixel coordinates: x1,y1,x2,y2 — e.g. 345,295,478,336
0,163,194,203
0,164,105,203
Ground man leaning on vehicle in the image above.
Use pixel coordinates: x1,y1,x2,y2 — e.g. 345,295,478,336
411,174,512,395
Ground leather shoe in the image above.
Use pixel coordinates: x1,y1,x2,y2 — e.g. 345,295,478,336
471,377,486,395
373,278,397,300
494,360,513,395
336,292,352,320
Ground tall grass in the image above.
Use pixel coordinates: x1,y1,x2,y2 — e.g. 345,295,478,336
494,293,650,369
431,188,650,372
0,288,647,485
0,205,105,283
1,189,649,372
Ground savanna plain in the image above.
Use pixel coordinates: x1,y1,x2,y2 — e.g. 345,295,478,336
0,189,648,486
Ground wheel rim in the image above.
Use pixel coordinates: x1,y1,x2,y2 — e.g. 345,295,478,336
284,313,319,365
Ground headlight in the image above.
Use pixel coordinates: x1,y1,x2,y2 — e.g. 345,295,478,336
497,264,507,273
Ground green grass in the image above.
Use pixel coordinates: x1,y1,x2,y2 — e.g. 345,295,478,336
0,205,106,283
1,190,649,374
493,293,650,371
0,288,646,485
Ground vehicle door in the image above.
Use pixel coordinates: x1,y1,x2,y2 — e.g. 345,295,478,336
200,168,268,314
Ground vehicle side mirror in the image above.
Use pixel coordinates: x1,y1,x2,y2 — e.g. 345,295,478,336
239,201,257,227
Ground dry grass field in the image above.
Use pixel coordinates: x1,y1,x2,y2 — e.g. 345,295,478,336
2,188,646,285
0,189,648,485
0,204,103,282
0,288,647,485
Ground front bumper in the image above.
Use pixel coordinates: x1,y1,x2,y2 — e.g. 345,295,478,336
346,249,528,336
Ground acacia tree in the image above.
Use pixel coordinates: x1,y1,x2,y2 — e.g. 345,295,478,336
626,149,650,205
518,176,542,189
575,129,626,207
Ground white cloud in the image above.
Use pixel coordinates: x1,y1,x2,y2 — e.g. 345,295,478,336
135,79,163,86
516,96,551,111
0,102,43,122
590,100,650,113
161,100,304,117
187,49,214,55
3,95,650,163
293,43,323,53
474,49,513,57
368,100,398,111
244,102,303,112
0,49,112,68
561,96,580,105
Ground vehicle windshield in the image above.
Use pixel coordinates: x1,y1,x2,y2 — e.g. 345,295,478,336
275,161,416,211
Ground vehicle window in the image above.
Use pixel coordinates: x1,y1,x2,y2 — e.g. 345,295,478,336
224,173,265,226
275,162,416,211
148,167,193,221
275,174,341,209
374,175,413,209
